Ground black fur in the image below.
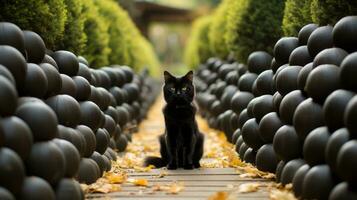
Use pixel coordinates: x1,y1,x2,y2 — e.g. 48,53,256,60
144,71,204,170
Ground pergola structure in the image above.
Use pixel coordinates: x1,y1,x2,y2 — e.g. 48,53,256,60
124,0,196,37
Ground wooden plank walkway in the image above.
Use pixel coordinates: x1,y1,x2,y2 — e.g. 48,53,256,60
84,95,292,200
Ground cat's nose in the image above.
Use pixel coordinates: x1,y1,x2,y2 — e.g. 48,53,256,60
177,91,181,94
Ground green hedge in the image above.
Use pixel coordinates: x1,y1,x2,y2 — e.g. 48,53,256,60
282,0,312,36
208,0,233,59
56,0,87,54
311,0,357,26
184,16,212,69
225,0,285,62
0,0,67,50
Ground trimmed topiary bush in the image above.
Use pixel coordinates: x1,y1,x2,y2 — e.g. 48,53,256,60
282,0,313,36
225,0,285,62
0,0,67,50
81,0,111,67
208,0,233,59
184,16,212,69
311,0,357,26
94,0,131,66
56,0,87,55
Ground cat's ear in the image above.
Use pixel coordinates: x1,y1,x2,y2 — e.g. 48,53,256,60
183,70,193,82
164,71,174,83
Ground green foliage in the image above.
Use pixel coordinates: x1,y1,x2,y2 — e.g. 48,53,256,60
184,16,212,69
56,0,87,54
81,0,111,67
225,0,285,62
95,0,131,66
311,0,357,25
0,0,67,49
208,0,232,59
282,0,313,36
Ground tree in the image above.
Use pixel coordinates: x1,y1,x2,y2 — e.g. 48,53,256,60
311,0,357,25
0,0,67,50
282,0,313,36
225,0,285,62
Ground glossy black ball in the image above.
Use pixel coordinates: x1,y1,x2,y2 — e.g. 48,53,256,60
247,51,272,74
23,30,46,63
238,73,257,92
292,164,310,197
55,178,83,200
274,37,299,64
333,16,357,53
312,47,348,68
0,22,25,53
259,112,283,143
230,92,254,116
281,159,305,185
307,25,334,57
51,50,79,76
340,52,357,92
39,63,62,97
297,62,313,93
289,46,313,66
329,182,357,200
256,144,278,173
298,23,318,45
20,177,55,200
252,95,274,122
275,65,302,96
255,70,274,95
46,95,81,128
302,165,334,200
243,148,256,165
303,127,330,166
53,139,80,178
77,158,100,184
241,118,264,150
325,128,351,173
80,101,102,131
273,125,301,161
73,76,91,101
59,74,76,97
279,90,306,125
0,76,18,116
337,140,357,184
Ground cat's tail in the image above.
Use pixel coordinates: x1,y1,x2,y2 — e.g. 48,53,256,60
144,156,167,168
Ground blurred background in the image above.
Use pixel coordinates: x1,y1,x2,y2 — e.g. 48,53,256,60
119,0,220,75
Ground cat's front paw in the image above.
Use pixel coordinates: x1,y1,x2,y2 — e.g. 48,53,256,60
167,163,177,170
184,164,194,170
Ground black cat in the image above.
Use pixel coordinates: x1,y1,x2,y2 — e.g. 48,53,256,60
144,70,204,170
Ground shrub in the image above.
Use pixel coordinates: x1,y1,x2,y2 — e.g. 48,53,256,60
81,0,111,67
310,0,357,26
225,0,285,62
184,16,212,69
94,0,131,66
0,0,67,50
56,0,87,55
282,0,313,36
208,0,233,59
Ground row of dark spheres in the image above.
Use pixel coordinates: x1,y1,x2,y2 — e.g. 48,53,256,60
0,22,161,200
195,16,357,200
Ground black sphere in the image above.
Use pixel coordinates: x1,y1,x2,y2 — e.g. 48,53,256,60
78,56,89,66
0,45,27,89
302,165,334,200
247,51,272,74
241,118,264,150
281,159,305,185
272,92,283,113
109,87,125,106
255,70,274,95
333,16,357,53
256,144,278,173
90,151,106,176
59,74,76,97
53,139,80,178
0,76,18,116
274,37,299,64
20,177,55,200
238,73,257,92
325,128,351,173
298,23,319,45
42,54,58,69
23,30,46,63
76,125,96,158
55,178,83,200
80,101,102,131
273,125,301,161
39,63,62,97
105,106,120,124
16,102,58,141
1,116,33,161
0,148,25,195
293,98,324,140
57,126,85,157
77,158,100,184
115,134,128,152
21,63,48,98
297,62,313,93
104,115,116,137
252,95,274,122
232,129,241,144
230,91,254,116
26,141,65,185
303,126,330,166
275,65,302,96
77,63,91,82
329,182,357,200
220,86,238,111
238,109,250,129
337,140,357,184
116,106,130,127
289,46,313,66
307,25,334,57
275,160,286,183
0,22,25,54
0,64,15,84
292,164,310,198
0,187,15,200
313,47,348,68
243,148,256,165
73,76,91,101
340,52,357,92
95,128,110,154
238,142,249,158
324,90,355,131
259,112,283,143
279,90,306,125
46,95,81,128
51,50,79,76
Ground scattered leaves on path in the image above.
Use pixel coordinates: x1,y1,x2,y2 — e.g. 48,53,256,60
237,183,261,193
127,178,149,187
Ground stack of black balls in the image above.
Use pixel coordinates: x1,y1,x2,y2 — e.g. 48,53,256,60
0,22,160,200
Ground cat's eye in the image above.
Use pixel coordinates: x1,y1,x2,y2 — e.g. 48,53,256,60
182,87,187,91
170,87,175,92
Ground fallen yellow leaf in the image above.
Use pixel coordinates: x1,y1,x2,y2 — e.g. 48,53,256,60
167,182,184,194
208,191,229,200
270,189,297,200
128,178,148,187
237,183,260,193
